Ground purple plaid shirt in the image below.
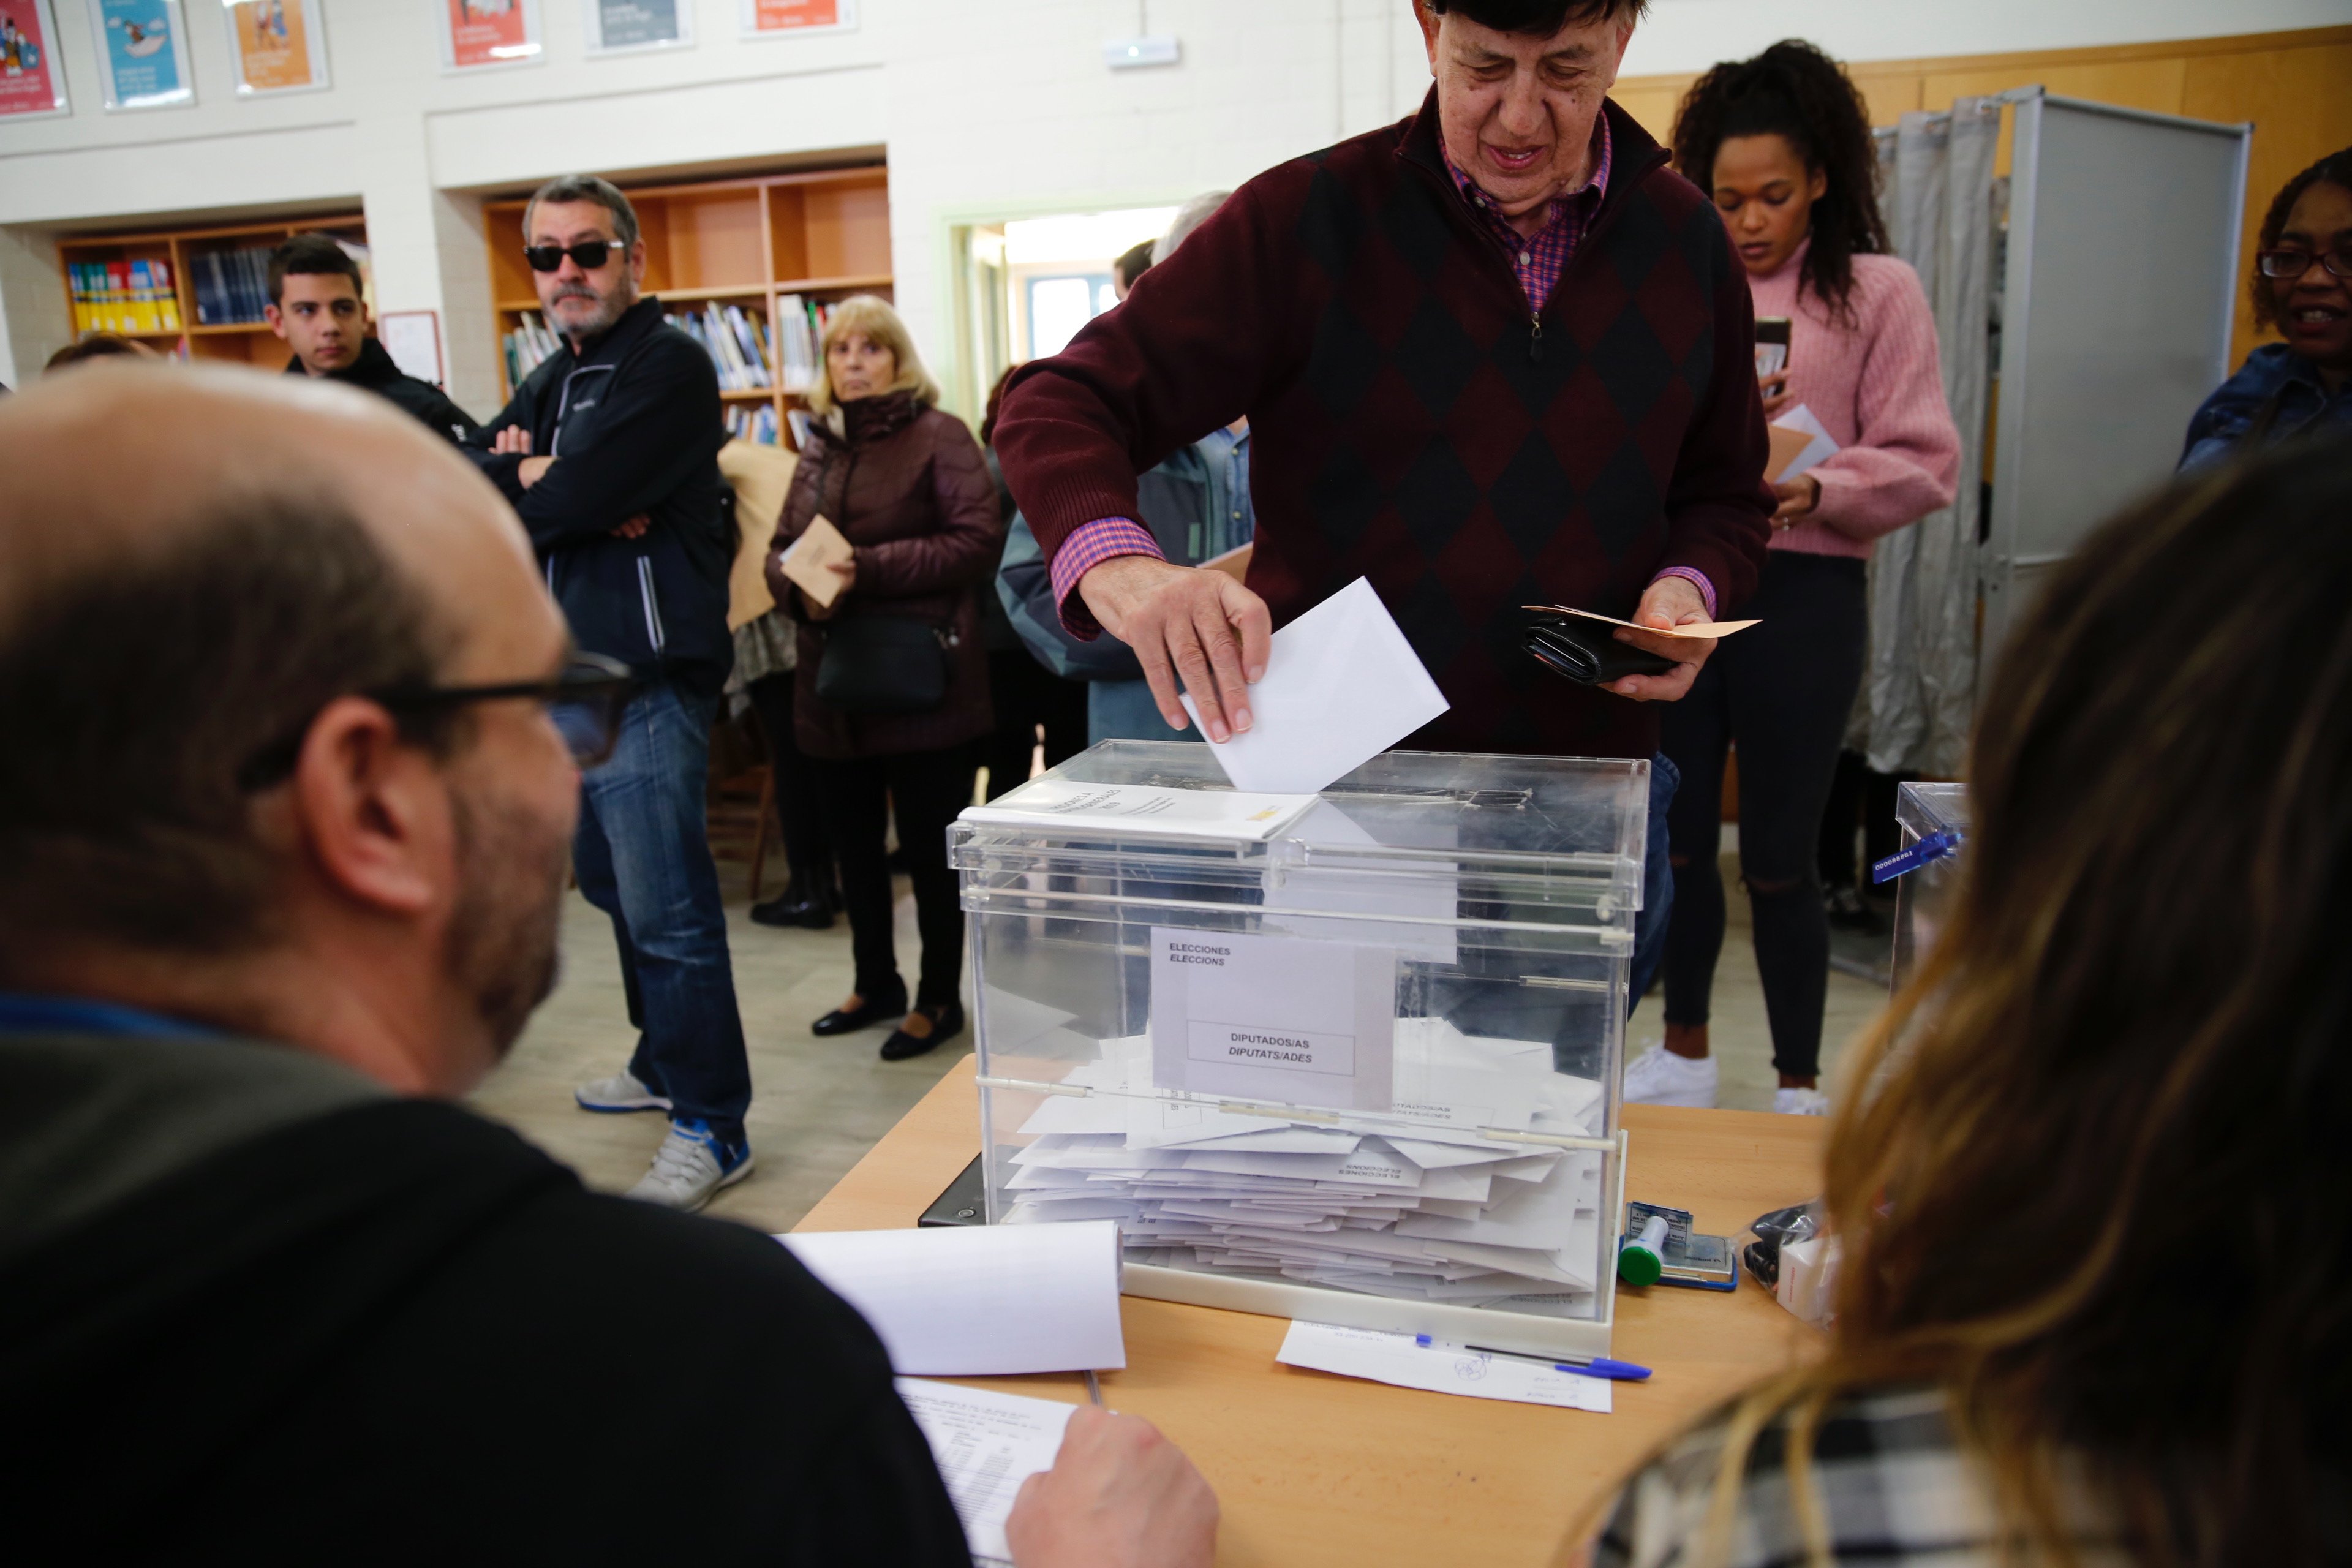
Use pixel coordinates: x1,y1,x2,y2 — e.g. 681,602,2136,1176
1052,107,1717,628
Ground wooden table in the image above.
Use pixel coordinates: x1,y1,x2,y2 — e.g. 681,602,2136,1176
797,1057,1825,1568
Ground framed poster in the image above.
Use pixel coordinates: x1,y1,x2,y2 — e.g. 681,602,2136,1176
0,0,71,121
224,0,329,96
586,0,692,56
437,0,543,72
90,0,194,111
739,0,858,40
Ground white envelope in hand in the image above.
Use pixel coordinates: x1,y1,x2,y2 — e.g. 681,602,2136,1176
1183,576,1448,796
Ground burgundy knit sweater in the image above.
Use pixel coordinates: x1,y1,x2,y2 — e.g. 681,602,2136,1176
993,94,1773,763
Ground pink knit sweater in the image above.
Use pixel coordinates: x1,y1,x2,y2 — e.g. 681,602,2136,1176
1747,239,1961,560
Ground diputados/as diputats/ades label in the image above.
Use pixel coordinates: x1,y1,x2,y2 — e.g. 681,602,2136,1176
1147,927,1395,1112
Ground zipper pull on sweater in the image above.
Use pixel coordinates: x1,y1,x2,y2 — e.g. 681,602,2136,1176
1529,315,1544,363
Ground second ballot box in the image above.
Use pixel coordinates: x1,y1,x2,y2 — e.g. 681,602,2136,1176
951,741,1649,1359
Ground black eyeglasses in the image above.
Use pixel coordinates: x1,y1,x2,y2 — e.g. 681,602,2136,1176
237,652,641,793
523,239,628,273
2256,247,2352,281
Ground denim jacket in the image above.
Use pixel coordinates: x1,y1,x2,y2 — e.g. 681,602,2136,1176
2179,344,2352,473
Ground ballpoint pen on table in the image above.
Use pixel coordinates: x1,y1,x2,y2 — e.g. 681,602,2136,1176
1415,1335,1653,1381
1084,1369,1104,1406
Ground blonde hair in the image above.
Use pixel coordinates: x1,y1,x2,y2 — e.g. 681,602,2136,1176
804,294,940,418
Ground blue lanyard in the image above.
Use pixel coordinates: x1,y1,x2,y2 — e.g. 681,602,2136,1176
0,993,219,1039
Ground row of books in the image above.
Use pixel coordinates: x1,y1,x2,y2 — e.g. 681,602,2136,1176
503,312,564,387
723,404,782,446
774,294,844,393
189,246,282,326
69,259,183,336
668,303,773,391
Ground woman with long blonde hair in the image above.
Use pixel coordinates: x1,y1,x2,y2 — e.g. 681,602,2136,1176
1589,439,2352,1566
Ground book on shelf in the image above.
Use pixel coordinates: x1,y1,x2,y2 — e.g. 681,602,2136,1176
69,259,184,336
503,312,562,388
188,246,276,327
667,302,774,393
724,402,783,446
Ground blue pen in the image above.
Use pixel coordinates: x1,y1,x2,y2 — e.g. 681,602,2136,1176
1414,1334,1653,1381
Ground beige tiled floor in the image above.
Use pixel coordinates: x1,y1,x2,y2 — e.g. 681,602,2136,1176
468,845,1885,1232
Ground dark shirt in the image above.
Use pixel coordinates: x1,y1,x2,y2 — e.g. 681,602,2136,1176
282,336,480,445
0,1028,971,1565
2179,342,2352,472
993,92,1772,763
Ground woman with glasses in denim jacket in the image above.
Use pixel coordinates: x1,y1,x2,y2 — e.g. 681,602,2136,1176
2180,146,2352,472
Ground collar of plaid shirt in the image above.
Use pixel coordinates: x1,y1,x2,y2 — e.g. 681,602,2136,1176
1439,110,1613,312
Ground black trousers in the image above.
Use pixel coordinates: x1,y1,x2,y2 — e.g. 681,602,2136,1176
813,740,981,1010
745,674,834,901
1659,552,1868,1079
982,649,1090,801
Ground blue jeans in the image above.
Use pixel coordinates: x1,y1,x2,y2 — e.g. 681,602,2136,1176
571,680,751,1144
1627,752,1678,1018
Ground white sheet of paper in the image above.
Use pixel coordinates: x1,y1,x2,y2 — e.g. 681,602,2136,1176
895,1378,1078,1565
962,780,1317,842
1149,927,1395,1110
777,1221,1126,1375
1770,402,1841,481
1276,1321,1611,1412
1183,577,1448,795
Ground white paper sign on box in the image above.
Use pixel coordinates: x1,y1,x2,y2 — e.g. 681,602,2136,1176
1183,576,1449,795
1148,927,1395,1110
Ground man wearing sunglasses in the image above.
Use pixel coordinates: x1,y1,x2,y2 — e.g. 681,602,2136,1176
467,173,755,1211
0,365,1218,1566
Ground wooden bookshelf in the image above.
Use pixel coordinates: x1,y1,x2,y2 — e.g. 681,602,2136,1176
484,164,891,449
56,213,369,368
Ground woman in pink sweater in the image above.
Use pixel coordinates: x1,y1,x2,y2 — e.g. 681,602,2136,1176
1630,41,1961,1117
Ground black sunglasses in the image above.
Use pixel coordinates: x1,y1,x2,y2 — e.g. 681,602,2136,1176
237,652,641,793
523,239,628,273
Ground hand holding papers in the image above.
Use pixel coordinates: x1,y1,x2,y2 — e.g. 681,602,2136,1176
778,1221,1126,1376
1766,404,1839,483
777,513,854,608
1182,578,1449,796
895,1380,1077,1566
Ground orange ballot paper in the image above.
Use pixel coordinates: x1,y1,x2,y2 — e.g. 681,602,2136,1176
1523,606,1761,639
777,514,854,608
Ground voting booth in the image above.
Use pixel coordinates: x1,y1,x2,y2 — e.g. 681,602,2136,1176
953,741,1648,1359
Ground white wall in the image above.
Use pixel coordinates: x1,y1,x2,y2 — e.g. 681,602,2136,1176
1,0,2338,393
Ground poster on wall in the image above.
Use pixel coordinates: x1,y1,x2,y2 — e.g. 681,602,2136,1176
224,0,329,96
740,0,858,40
586,0,692,55
438,0,543,72
89,0,194,111
0,0,71,120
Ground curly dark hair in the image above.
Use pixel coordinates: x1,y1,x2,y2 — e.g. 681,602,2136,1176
2249,145,2352,333
1670,39,1887,322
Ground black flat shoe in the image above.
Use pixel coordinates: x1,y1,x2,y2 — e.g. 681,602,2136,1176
750,890,833,929
813,990,907,1036
880,1001,965,1062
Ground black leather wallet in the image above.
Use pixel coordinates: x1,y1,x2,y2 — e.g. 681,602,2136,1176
1523,614,1678,685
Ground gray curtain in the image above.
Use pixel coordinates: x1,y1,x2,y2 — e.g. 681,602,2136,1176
1852,99,1999,777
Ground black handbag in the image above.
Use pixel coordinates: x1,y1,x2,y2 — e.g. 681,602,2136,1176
815,615,955,715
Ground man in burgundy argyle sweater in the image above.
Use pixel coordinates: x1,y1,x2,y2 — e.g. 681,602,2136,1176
994,0,1772,1000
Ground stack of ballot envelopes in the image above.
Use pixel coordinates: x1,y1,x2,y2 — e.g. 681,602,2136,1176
1002,1015,1608,1314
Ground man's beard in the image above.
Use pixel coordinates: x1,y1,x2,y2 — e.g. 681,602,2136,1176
548,279,631,340
443,782,571,1059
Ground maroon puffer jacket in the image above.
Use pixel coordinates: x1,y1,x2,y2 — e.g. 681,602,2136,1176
766,391,1004,760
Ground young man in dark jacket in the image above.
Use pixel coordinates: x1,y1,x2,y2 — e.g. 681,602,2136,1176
467,175,753,1211
267,232,480,445
993,0,1774,1006
0,363,1218,1566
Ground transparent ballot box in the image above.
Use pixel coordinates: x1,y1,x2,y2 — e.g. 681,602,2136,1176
951,741,1649,1359
1887,782,1969,995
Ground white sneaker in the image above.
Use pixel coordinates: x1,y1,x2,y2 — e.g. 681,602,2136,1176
1774,1087,1831,1117
626,1120,755,1212
575,1069,671,1114
1623,1044,1717,1108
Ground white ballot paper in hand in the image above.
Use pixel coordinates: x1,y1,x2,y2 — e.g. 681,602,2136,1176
1768,403,1841,481
1183,576,1447,795
1276,1321,1612,1412
777,1220,1126,1375
895,1378,1077,1566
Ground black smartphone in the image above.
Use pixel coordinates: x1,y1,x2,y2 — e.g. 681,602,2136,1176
918,1155,987,1227
1754,315,1792,380
1523,614,1677,686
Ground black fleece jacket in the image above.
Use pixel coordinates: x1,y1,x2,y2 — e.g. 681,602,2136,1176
281,337,481,445
469,298,734,698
